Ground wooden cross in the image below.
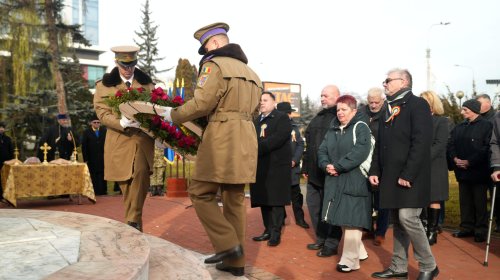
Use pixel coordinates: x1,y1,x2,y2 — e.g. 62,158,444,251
40,142,51,164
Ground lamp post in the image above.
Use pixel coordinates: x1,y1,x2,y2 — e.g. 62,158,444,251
455,64,476,96
456,90,465,107
426,22,450,90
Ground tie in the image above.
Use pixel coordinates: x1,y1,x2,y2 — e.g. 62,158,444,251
125,81,131,88
95,130,99,138
260,114,265,122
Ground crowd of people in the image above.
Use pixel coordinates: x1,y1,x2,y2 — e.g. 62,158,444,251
1,21,499,279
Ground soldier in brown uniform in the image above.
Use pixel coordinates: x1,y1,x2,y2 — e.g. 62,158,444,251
160,22,262,276
93,46,155,232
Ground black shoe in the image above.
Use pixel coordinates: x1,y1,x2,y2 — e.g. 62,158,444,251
215,263,244,276
452,230,474,238
416,266,439,280
127,221,142,232
204,245,243,264
267,235,281,246
306,242,323,250
317,246,337,257
371,268,408,279
474,235,486,243
296,220,310,229
428,230,437,246
252,233,271,241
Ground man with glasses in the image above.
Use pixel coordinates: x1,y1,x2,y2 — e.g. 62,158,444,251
369,69,438,279
81,114,107,195
94,45,155,232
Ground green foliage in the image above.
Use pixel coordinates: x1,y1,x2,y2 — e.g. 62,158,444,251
174,58,197,101
441,92,463,125
297,95,320,127
134,0,167,81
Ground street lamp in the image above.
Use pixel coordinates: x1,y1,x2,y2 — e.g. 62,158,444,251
456,90,465,107
455,64,477,96
426,22,450,90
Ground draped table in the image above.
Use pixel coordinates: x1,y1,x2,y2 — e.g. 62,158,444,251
1,162,96,207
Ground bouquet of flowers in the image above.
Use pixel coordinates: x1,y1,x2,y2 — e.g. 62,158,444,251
104,86,205,156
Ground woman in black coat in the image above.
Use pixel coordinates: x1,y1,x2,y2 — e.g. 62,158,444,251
420,91,449,245
250,92,292,247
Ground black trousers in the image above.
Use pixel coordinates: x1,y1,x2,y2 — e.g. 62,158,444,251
291,184,305,222
260,206,285,236
459,181,488,236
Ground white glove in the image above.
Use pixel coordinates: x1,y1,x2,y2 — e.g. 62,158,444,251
155,139,166,149
120,115,140,129
159,106,173,122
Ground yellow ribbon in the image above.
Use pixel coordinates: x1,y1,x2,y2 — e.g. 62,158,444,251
260,124,267,137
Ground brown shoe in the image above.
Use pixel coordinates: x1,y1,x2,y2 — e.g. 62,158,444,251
373,235,385,246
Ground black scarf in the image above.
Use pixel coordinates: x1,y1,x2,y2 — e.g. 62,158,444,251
199,43,248,69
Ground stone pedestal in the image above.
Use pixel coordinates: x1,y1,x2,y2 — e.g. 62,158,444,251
166,178,188,197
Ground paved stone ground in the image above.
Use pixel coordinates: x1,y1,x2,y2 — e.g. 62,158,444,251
2,194,500,279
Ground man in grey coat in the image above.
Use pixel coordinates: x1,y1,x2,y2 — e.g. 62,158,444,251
369,68,438,280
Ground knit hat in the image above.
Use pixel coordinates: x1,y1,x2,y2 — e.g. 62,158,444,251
462,99,481,114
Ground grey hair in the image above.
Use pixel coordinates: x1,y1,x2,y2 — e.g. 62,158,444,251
475,93,490,101
387,68,413,88
367,87,385,99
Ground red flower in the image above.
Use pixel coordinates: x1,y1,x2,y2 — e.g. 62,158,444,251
115,90,123,97
137,87,145,93
152,115,162,125
172,95,184,105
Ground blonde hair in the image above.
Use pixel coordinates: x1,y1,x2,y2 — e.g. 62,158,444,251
420,91,444,115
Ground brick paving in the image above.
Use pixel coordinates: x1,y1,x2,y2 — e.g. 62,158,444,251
2,194,500,279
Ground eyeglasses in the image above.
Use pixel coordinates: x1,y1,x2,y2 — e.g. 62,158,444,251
91,121,100,124
383,78,403,85
118,64,135,71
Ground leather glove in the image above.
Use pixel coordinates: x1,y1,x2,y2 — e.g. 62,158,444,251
119,115,140,129
159,106,173,122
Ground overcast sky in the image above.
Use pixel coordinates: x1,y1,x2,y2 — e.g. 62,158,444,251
99,0,500,103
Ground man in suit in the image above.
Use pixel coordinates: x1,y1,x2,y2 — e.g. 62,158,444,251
159,22,262,277
370,68,438,280
251,93,292,247
277,101,309,229
94,45,155,232
81,114,107,195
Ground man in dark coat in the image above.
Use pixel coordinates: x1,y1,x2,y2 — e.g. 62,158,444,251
37,114,79,161
364,87,389,246
81,114,107,195
277,101,309,229
370,68,438,280
0,122,14,199
490,111,500,232
251,92,292,247
447,99,492,242
301,85,342,257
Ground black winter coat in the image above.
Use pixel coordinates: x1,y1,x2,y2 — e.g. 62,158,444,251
250,109,292,207
0,133,14,165
301,107,337,187
81,126,107,174
369,90,433,209
430,115,450,201
290,120,304,186
447,116,492,183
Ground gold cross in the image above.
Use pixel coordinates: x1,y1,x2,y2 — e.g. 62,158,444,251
40,142,51,164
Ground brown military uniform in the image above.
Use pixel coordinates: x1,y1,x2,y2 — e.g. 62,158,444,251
94,66,154,229
171,54,262,267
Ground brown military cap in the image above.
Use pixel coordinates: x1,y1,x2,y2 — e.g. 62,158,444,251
193,22,229,55
111,45,139,67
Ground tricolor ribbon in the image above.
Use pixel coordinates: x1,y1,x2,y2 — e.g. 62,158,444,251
260,124,267,138
385,106,401,123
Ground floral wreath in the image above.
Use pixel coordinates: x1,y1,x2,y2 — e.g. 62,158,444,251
104,87,206,155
